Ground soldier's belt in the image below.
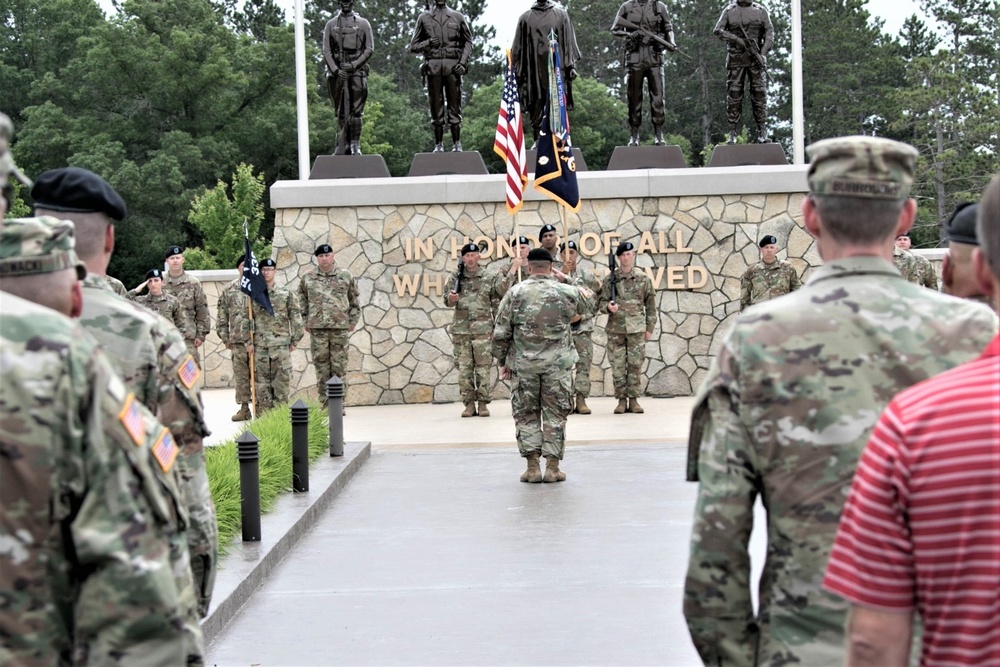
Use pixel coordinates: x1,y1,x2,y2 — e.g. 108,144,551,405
427,48,463,59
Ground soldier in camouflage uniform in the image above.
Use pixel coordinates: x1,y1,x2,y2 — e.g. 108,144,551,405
492,248,585,483
489,234,533,316
445,242,494,417
539,223,562,268
0,214,205,665
553,240,600,414
894,231,938,289
104,273,128,296
683,136,998,666
128,268,188,332
298,243,360,406
245,258,304,411
163,244,211,368
30,167,218,619
597,240,657,414
739,234,802,310
217,256,254,420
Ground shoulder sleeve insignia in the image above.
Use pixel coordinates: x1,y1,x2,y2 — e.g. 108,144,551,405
152,428,179,473
177,354,201,389
117,394,146,446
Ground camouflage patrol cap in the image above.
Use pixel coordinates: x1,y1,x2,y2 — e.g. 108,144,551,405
0,216,87,280
945,202,979,246
806,136,918,200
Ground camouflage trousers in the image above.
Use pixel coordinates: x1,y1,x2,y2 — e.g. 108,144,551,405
571,330,593,397
230,343,251,404
608,332,646,399
173,449,218,618
511,367,573,460
185,339,201,370
253,345,291,410
453,333,492,403
310,329,350,402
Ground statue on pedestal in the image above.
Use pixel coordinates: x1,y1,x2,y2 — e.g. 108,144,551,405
322,0,374,156
408,0,473,153
713,0,773,144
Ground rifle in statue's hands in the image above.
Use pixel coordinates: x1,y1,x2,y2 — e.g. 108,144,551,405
608,251,617,304
735,24,769,79
614,16,691,60
453,259,464,294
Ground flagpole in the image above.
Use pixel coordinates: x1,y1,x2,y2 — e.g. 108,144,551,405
515,213,522,282
560,206,569,247
246,295,258,418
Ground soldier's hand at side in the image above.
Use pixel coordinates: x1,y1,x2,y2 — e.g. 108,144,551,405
452,63,467,76
500,366,511,380
225,342,232,350
194,338,203,348
644,331,652,341
608,301,619,314
349,325,356,332
448,291,460,303
566,66,578,81
290,344,296,352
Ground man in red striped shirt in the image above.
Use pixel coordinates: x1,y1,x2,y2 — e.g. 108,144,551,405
824,173,1000,667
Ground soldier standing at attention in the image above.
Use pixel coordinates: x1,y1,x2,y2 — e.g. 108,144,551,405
0,214,205,664
298,243,359,406
894,231,937,289
713,0,774,144
246,258,304,412
217,256,254,420
538,223,561,267
597,240,657,414
739,234,802,310
163,244,211,368
492,248,584,483
128,268,188,332
553,240,600,415
445,242,494,418
683,136,998,666
408,0,473,153
322,0,374,156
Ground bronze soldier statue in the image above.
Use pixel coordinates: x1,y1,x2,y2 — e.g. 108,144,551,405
511,0,581,149
713,0,773,144
409,0,473,153
611,0,676,147
322,0,374,156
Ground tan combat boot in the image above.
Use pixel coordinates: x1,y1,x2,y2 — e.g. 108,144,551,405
231,403,251,421
542,456,566,483
461,401,477,418
477,401,490,417
628,397,644,414
614,398,628,414
520,452,542,483
575,394,591,415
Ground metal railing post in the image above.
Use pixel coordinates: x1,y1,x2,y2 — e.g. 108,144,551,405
326,376,345,457
236,431,261,541
291,399,309,492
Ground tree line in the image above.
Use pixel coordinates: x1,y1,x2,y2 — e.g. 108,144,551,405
2,0,997,283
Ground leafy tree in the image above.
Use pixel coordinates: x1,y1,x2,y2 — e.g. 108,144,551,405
3,181,31,218
185,162,270,269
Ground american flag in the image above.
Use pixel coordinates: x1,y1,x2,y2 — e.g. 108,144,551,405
493,50,527,214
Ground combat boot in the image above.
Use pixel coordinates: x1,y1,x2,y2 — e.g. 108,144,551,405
614,398,628,414
653,127,665,145
433,126,445,152
349,140,362,156
520,452,542,483
628,397,644,414
756,126,769,144
477,401,490,417
432,143,445,153
451,141,463,152
461,401,477,418
575,394,591,415
628,129,640,146
727,130,738,145
231,403,251,421
450,124,463,152
542,456,566,483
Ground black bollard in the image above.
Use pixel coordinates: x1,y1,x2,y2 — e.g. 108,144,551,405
290,399,309,492
326,376,345,457
236,431,261,542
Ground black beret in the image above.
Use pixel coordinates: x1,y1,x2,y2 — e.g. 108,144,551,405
514,235,531,246
945,202,979,246
460,242,480,256
314,243,333,256
615,241,635,257
527,248,553,262
895,232,910,239
31,167,128,221
235,255,246,268
164,245,183,259
260,258,277,268
539,223,558,237
560,240,579,252
145,268,163,280
758,235,778,247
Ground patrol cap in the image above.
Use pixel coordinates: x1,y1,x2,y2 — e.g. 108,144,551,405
260,258,277,268
460,242,480,256
759,234,777,247
164,245,183,259
31,167,128,221
314,243,334,256
145,268,163,280
0,216,87,280
945,202,979,246
561,240,579,253
806,136,918,200
514,235,532,247
615,241,635,256
539,223,558,237
527,248,553,262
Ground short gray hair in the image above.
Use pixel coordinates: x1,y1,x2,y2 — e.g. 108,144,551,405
977,174,1000,279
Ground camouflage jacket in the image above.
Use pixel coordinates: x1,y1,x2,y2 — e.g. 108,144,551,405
103,274,128,296
489,260,527,315
131,291,189,337
492,274,584,374
739,259,802,310
163,270,210,341
892,245,921,284
597,267,657,335
297,263,359,331
913,251,938,289
0,293,204,665
215,277,248,345
443,265,494,336
684,256,998,667
243,284,305,348
562,266,601,333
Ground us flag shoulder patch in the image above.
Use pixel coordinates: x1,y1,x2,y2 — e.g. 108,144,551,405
177,355,201,389
117,394,145,446
152,428,179,473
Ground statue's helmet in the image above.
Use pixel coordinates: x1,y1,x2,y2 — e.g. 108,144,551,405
736,0,753,6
